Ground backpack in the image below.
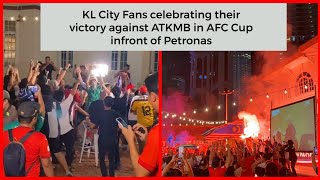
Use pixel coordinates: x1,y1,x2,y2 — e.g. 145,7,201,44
4,129,36,176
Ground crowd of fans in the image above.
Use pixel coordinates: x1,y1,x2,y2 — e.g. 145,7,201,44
162,138,318,177
3,56,159,177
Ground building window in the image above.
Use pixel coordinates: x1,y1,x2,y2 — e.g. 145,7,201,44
4,20,16,64
61,51,73,68
153,51,158,72
120,51,128,70
111,51,118,70
296,72,314,95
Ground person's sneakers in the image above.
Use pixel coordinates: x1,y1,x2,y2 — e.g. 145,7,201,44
66,171,73,177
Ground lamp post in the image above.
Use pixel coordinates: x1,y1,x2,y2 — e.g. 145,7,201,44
219,90,234,123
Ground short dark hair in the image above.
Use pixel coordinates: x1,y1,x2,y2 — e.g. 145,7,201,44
53,90,65,102
41,84,52,95
288,140,294,145
134,90,140,96
45,56,50,60
145,73,158,95
104,96,114,107
19,78,29,89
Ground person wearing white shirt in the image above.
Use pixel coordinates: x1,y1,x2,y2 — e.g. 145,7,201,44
47,80,80,176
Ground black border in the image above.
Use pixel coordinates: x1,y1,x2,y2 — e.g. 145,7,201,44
270,96,316,152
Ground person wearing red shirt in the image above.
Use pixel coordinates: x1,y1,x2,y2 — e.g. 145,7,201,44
3,101,54,177
119,73,159,176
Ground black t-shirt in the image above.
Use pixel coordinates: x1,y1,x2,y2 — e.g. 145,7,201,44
89,100,105,125
95,109,120,146
41,64,55,80
112,94,128,120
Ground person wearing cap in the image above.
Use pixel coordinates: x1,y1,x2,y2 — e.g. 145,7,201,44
119,73,160,176
3,101,54,177
3,90,18,126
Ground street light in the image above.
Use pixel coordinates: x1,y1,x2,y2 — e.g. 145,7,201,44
219,90,234,122
193,110,196,114
217,105,221,109
205,108,208,112
233,102,236,106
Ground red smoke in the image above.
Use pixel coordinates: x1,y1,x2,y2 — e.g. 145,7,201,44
237,23,298,139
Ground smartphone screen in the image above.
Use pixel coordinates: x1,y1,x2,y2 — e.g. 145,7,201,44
28,86,38,93
314,147,318,155
177,159,182,165
116,117,128,128
178,146,184,158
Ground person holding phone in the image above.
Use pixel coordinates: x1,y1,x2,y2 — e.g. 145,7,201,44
118,73,159,177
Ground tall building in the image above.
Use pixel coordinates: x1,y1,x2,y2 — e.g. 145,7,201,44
231,52,252,114
252,3,318,76
190,51,233,122
287,3,318,46
163,52,191,95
